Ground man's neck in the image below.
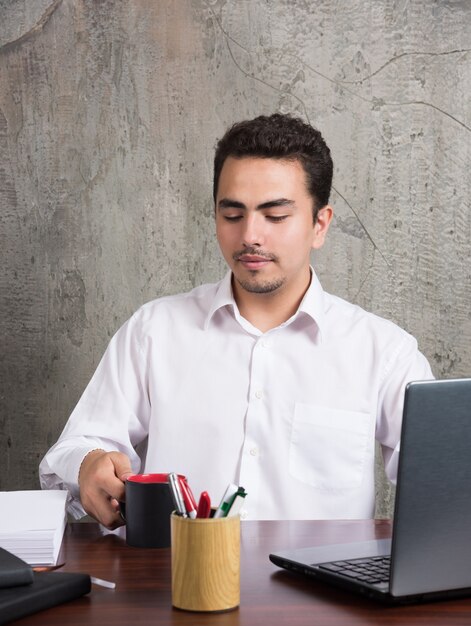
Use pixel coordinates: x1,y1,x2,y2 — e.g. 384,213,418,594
232,272,311,333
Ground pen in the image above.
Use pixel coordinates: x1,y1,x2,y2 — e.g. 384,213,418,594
168,472,187,517
91,576,116,589
178,476,197,519
226,487,246,517
196,491,211,518
214,483,239,518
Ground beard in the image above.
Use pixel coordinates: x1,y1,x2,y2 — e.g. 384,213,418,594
235,274,285,294
232,247,284,293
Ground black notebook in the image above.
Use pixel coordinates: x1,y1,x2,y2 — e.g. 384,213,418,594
0,571,91,625
0,547,33,589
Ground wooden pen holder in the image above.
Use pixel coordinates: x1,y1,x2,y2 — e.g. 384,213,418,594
171,512,240,612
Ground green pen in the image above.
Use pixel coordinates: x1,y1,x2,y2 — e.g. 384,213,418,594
214,483,239,518
226,487,247,517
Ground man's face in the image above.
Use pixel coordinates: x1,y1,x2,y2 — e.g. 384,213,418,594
215,156,332,300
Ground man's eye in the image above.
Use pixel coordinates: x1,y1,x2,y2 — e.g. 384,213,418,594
223,215,243,222
266,215,288,223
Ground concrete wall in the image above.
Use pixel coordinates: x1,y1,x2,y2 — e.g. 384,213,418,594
1,0,470,517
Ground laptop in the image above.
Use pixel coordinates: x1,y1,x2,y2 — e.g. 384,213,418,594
269,378,471,604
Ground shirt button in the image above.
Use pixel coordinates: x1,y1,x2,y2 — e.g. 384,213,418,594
261,339,271,348
240,509,248,520
255,390,263,399
250,447,258,456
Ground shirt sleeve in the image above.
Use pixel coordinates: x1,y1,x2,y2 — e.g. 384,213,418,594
39,311,151,518
375,333,434,484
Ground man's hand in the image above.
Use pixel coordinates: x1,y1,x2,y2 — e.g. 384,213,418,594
78,450,133,529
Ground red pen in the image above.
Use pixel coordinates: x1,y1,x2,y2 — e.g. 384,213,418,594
196,491,211,519
178,476,197,519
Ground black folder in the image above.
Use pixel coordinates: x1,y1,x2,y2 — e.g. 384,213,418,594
0,571,91,625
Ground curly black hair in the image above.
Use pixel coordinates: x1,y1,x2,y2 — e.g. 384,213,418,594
213,113,333,221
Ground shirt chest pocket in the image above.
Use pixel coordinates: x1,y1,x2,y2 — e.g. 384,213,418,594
289,403,371,490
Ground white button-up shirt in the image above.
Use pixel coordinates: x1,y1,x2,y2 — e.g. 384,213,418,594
39,271,433,520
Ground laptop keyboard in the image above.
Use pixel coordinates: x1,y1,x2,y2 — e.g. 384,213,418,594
317,556,391,585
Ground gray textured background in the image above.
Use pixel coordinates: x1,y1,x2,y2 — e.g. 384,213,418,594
1,0,470,518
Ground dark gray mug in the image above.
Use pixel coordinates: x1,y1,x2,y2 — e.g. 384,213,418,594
119,473,176,548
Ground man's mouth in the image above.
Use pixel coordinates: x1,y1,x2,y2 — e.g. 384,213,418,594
236,254,274,270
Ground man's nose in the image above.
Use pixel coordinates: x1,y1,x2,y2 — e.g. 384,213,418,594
242,214,264,247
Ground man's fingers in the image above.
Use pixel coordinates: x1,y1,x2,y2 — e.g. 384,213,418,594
110,497,121,513
79,450,132,528
90,497,123,529
97,472,126,503
80,484,124,528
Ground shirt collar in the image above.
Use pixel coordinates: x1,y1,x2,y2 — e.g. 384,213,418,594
204,268,326,340
204,271,235,330
297,269,326,340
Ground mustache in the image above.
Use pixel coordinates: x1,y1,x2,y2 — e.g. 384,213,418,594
232,248,278,262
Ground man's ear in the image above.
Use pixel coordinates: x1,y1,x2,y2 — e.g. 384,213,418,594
312,205,333,250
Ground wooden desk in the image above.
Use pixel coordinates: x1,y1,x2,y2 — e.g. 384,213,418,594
13,520,471,625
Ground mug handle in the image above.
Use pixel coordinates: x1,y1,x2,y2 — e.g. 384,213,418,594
118,500,126,522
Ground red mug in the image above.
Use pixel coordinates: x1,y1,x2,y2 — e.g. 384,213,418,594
120,473,184,548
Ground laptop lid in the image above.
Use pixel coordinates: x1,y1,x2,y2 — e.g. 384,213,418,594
390,378,471,596
269,378,471,602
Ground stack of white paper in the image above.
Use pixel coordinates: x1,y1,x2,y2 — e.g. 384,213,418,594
0,490,67,565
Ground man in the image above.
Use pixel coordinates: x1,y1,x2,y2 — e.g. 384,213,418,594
40,114,433,528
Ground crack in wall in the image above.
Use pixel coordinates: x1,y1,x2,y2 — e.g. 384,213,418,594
206,3,251,55
338,49,471,85
206,3,471,137
0,0,63,55
381,100,471,133
333,186,390,269
223,38,310,121
297,56,470,133
207,4,310,120
354,249,377,300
